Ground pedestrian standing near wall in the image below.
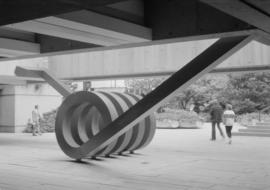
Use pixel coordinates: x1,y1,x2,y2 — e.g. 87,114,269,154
32,105,42,136
223,104,235,144
209,100,225,141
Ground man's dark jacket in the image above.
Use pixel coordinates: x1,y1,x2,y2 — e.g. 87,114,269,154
210,104,223,122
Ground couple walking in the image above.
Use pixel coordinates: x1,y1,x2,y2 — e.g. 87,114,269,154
210,100,235,144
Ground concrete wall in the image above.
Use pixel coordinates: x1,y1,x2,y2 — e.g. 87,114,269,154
0,57,48,76
0,57,54,132
0,84,62,133
48,39,270,79
0,86,15,132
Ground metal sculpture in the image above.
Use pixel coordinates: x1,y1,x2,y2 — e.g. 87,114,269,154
55,91,156,159
16,35,253,160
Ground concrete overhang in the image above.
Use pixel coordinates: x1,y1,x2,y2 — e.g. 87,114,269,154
0,0,268,78
5,10,152,46
0,38,40,57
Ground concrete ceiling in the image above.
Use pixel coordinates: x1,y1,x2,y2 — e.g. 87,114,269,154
0,0,269,59
201,0,270,35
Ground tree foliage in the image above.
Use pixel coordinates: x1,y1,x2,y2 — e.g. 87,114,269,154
219,72,270,114
125,77,166,95
125,72,270,115
176,74,228,111
125,75,228,112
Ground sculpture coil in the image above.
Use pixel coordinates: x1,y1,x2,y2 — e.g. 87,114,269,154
55,91,156,159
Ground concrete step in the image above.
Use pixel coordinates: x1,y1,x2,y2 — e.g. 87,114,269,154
245,126,270,130
239,128,270,133
232,132,270,137
255,123,270,127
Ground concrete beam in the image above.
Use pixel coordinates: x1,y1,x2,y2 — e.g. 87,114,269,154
244,0,270,16
145,0,253,41
0,75,42,85
0,0,128,26
0,29,258,62
0,27,35,42
36,34,100,54
200,0,270,34
255,30,270,46
42,65,270,81
6,10,151,46
0,38,40,57
54,10,151,42
46,31,269,80
15,67,71,97
211,65,270,74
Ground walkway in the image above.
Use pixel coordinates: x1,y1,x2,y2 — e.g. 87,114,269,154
0,124,269,190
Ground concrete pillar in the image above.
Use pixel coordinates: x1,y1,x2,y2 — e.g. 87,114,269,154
0,83,62,133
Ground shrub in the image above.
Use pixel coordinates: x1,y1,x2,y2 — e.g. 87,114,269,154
237,112,270,126
39,109,57,132
23,109,57,133
155,108,201,128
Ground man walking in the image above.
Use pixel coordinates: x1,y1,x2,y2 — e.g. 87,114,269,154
32,105,42,136
210,100,224,140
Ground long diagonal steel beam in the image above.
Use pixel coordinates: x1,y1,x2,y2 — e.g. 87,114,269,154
70,35,256,159
15,66,72,97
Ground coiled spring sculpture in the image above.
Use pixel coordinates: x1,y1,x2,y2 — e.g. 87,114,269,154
55,91,156,159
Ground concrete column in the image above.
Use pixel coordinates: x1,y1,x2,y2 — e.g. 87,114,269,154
0,83,62,133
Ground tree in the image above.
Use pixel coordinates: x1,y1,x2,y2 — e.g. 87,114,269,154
125,72,270,115
63,81,78,92
220,72,270,114
172,74,228,112
125,74,228,112
125,77,166,95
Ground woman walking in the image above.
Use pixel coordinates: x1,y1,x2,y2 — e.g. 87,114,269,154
223,104,235,144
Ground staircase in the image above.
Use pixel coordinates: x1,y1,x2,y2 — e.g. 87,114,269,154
233,121,270,137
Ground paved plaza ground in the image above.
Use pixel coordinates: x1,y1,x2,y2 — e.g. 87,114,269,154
0,123,270,190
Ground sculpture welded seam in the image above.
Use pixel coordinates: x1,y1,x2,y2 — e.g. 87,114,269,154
55,91,156,159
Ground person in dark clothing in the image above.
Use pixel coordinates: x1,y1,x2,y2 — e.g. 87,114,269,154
210,101,224,140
